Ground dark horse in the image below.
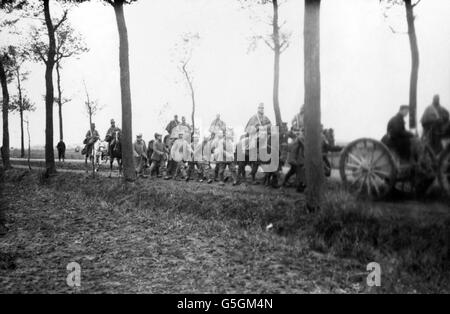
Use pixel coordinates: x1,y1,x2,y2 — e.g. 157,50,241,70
109,130,122,177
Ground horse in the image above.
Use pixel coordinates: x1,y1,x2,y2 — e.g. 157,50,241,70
93,140,108,172
109,130,122,177
84,137,99,173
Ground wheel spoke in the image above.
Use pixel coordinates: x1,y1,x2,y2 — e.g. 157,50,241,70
350,171,364,187
348,152,363,166
357,174,368,195
345,163,361,170
371,151,387,167
369,173,381,197
371,171,387,184
366,174,373,197
372,169,391,178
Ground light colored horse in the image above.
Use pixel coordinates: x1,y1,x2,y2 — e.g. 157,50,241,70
93,140,108,172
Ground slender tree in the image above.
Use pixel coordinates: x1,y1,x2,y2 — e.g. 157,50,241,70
8,46,34,158
381,0,422,129
243,0,291,127
30,20,88,142
0,0,23,169
0,53,12,169
41,0,68,174
303,0,323,212
24,117,31,170
55,23,88,141
175,32,200,137
82,80,101,130
107,0,137,181
9,95,35,158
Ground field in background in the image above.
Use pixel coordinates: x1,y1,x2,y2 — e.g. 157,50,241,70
10,148,84,160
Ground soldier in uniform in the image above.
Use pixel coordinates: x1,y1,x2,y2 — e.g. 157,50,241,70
209,114,227,138
421,94,450,153
282,135,306,192
56,140,66,162
105,119,121,157
245,102,271,133
180,116,192,134
383,105,414,161
170,132,191,180
83,123,100,156
244,103,272,184
165,115,180,135
211,130,238,185
149,133,166,178
133,133,147,177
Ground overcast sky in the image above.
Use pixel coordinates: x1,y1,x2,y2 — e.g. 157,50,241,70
2,0,450,148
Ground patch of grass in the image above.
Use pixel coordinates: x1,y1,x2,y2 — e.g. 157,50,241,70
1,168,449,292
310,188,449,292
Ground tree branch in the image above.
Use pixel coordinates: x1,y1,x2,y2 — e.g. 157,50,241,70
54,10,68,31
263,38,275,50
412,0,422,8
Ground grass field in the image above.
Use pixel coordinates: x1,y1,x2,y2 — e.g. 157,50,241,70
10,148,84,160
0,165,448,293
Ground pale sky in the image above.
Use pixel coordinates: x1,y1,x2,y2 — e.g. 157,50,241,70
2,0,450,148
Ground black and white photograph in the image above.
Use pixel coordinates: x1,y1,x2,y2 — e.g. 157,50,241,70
0,0,449,296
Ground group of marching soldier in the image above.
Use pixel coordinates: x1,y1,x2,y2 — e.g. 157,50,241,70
81,102,319,191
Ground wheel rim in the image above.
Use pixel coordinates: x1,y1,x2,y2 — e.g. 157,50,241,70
340,138,395,199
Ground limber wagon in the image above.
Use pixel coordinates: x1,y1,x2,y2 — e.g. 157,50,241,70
339,137,450,200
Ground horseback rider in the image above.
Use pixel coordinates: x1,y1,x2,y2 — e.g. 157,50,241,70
245,102,271,134
382,105,414,161
105,119,121,157
421,94,450,153
209,114,227,139
83,123,100,156
165,115,180,135
243,103,272,184
180,116,192,134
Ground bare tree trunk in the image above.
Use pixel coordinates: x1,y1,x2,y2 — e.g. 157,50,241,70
304,0,323,212
272,0,282,127
113,1,136,182
182,65,196,137
25,119,31,170
16,69,24,158
43,0,56,175
405,0,419,130
20,109,24,158
56,62,63,141
0,58,11,169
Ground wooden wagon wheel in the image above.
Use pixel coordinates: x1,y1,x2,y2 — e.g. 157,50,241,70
339,138,397,200
437,145,450,197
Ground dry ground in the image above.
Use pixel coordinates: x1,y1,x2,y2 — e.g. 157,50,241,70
0,164,448,293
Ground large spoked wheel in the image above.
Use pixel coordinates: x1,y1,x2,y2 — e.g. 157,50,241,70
437,146,450,197
339,138,397,200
